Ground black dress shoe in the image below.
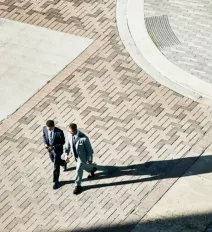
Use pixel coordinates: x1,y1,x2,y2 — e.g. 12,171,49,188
88,167,97,179
73,186,82,195
53,182,59,190
63,163,67,172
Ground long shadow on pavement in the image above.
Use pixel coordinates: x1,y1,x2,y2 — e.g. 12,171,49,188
54,211,212,232
60,155,212,191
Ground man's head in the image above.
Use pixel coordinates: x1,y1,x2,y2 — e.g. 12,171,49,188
68,123,77,135
46,120,55,131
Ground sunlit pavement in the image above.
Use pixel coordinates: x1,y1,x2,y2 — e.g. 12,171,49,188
0,0,212,231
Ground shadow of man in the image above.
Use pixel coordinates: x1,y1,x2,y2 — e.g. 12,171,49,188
59,155,212,191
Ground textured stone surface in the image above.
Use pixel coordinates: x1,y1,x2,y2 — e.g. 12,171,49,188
0,0,212,231
145,15,181,48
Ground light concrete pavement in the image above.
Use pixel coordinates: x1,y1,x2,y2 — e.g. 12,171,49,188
0,18,93,122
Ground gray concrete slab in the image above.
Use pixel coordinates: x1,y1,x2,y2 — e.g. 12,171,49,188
0,18,93,122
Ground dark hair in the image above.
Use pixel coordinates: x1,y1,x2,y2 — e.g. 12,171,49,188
69,123,77,130
46,120,55,127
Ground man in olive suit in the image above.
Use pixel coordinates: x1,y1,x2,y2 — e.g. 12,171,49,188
65,123,97,194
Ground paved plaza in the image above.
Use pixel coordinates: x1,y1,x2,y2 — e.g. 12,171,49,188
0,0,212,231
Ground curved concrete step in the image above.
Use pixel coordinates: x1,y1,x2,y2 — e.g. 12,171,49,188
116,0,212,106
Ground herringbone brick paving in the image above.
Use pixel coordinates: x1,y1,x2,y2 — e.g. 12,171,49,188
1,0,212,231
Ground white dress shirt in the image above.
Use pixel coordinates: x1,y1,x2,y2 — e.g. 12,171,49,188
47,129,56,156
48,129,54,145
73,130,80,142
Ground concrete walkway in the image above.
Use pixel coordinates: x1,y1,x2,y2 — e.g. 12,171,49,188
0,0,212,232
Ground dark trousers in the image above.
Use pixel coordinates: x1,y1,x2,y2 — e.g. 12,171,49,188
49,151,66,183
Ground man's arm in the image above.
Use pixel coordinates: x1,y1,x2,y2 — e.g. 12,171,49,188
65,133,71,156
84,137,93,162
43,127,48,146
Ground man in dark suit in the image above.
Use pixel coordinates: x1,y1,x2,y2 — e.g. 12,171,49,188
43,120,66,189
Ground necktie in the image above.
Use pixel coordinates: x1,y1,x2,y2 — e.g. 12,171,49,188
49,131,53,145
72,136,78,158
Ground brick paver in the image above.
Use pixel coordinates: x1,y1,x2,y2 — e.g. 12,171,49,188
1,0,212,231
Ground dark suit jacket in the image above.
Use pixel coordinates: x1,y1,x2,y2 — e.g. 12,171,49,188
43,126,65,155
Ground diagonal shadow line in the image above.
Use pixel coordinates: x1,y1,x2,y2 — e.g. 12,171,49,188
65,167,76,172
83,175,162,191
59,180,75,187
48,211,212,232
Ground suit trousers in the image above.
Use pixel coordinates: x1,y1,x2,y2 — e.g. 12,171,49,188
49,151,66,183
75,157,97,186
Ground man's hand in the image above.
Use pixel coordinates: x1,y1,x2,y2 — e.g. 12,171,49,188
48,146,54,151
66,157,70,163
88,160,92,164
